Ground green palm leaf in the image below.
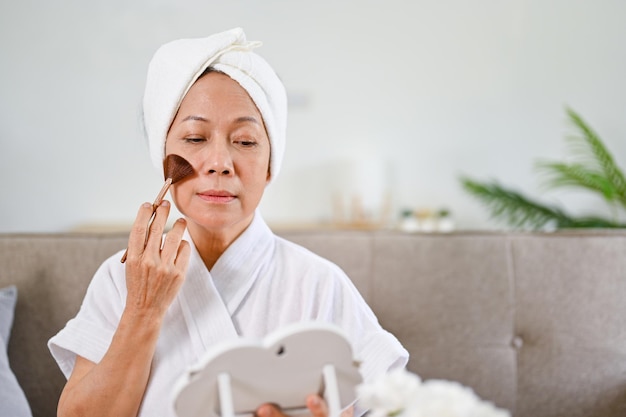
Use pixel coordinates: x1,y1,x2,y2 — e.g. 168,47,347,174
535,161,618,201
459,177,573,229
459,108,626,229
567,216,626,228
565,108,626,206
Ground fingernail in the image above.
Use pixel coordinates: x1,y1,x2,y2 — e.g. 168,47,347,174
142,202,152,208
256,406,271,417
160,200,170,207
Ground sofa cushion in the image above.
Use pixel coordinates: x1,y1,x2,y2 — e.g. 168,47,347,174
0,285,33,417
513,235,626,417
369,234,516,413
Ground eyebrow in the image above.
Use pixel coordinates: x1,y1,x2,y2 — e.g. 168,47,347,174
234,116,262,125
181,115,208,123
181,115,261,125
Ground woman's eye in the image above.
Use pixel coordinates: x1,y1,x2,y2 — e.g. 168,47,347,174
184,137,205,143
234,139,257,147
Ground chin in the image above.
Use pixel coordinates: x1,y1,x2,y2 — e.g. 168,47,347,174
191,212,252,232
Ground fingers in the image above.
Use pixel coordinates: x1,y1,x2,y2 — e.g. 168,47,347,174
127,201,159,261
127,200,188,265
255,396,331,417
255,404,285,417
143,200,171,257
124,200,189,316
306,395,329,417
161,218,190,266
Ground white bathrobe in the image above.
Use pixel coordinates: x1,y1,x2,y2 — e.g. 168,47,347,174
48,214,408,417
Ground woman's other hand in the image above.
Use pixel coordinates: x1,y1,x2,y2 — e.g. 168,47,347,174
125,200,191,319
255,395,354,417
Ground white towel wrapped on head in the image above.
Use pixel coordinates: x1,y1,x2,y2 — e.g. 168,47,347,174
143,27,287,182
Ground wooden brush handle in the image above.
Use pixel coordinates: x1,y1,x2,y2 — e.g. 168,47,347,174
152,178,173,209
120,178,173,263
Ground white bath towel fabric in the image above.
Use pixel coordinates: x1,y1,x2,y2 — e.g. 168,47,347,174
143,27,287,182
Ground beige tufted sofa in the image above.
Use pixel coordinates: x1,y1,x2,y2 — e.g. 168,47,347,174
1,229,625,417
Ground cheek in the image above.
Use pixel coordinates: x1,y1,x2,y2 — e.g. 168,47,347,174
164,138,175,155
247,159,271,186
169,181,192,208
164,140,185,159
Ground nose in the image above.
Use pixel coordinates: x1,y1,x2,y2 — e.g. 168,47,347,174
204,140,234,176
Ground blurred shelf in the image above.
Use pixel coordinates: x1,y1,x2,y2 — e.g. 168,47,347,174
70,223,133,233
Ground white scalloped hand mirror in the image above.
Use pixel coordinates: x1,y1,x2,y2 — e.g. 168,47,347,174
172,322,362,417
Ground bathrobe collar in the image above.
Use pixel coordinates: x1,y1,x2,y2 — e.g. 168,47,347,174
209,212,275,313
178,212,275,352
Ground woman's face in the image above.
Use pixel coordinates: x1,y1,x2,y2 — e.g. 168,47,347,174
165,71,270,236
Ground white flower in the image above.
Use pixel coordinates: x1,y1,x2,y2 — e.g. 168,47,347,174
357,368,421,417
408,379,482,417
356,369,511,417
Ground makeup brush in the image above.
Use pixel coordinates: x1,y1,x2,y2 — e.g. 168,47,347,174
120,154,195,263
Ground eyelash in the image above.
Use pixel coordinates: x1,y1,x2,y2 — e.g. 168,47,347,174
234,139,257,147
182,137,258,147
184,137,205,144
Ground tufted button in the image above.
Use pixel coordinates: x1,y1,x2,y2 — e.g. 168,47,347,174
511,336,524,349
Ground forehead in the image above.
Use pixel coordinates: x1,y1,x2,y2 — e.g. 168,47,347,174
178,72,263,120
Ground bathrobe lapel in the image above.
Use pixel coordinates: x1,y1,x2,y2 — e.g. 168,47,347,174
178,213,274,354
178,242,237,353
211,214,274,317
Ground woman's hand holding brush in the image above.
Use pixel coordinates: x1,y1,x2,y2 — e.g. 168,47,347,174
123,199,191,319
120,154,195,318
121,154,194,263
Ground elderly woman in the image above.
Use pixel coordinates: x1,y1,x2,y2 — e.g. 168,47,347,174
48,28,408,417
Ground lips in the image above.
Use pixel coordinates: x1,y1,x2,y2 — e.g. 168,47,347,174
197,189,236,203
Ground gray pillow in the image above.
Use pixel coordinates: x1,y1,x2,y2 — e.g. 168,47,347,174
0,285,33,417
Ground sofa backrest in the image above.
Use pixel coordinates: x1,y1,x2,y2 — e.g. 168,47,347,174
277,230,626,417
0,234,129,417
1,230,625,417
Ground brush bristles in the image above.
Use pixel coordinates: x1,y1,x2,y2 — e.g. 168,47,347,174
164,154,195,183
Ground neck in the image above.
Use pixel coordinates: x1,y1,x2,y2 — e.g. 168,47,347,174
186,214,255,270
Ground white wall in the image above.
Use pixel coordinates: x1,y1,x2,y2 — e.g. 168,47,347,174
1,0,625,232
